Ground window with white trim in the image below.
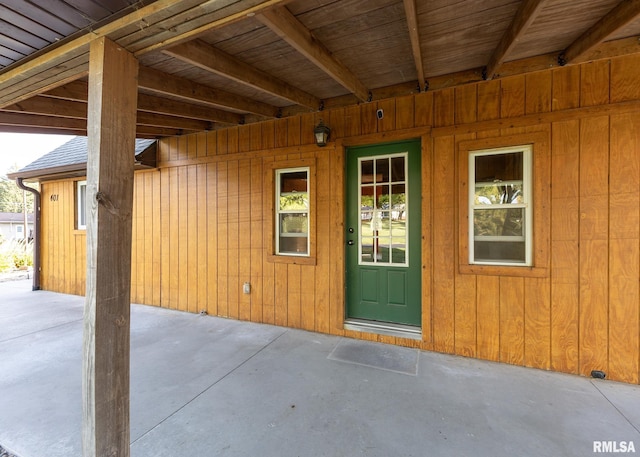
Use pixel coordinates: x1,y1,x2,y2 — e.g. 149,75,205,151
275,168,309,256
77,180,87,230
469,145,532,266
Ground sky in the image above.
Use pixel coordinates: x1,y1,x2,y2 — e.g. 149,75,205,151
0,133,75,178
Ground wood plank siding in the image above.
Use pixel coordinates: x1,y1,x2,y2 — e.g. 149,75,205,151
40,54,640,384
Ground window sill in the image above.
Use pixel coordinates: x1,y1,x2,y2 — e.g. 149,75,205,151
267,254,316,266
459,263,547,278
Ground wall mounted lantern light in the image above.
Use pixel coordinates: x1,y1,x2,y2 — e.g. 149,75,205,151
314,120,331,147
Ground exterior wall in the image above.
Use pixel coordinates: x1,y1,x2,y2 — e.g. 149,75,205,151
40,54,640,383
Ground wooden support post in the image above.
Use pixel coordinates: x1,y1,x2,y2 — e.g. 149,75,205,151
82,37,138,457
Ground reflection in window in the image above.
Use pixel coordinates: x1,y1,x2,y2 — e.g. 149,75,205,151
359,154,407,266
469,147,532,265
276,168,309,256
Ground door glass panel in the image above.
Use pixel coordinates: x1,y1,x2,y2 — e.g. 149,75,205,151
376,184,390,219
391,156,405,182
361,160,374,184
377,237,390,262
361,186,374,217
391,244,406,264
361,236,374,262
376,158,390,183
358,154,408,266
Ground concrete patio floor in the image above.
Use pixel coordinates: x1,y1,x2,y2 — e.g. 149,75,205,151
1,279,639,457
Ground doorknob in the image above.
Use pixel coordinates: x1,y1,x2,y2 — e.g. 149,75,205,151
348,227,354,233
347,240,354,246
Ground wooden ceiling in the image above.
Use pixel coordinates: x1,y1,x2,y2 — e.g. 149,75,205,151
1,0,639,138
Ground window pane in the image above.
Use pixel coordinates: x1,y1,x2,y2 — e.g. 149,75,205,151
279,193,308,211
376,184,390,217
475,240,526,263
361,184,374,218
475,152,523,182
279,236,308,255
280,171,307,193
79,183,87,228
376,157,390,183
361,218,373,238
391,184,406,221
391,156,405,182
474,184,524,205
279,213,308,234
276,167,311,257
361,160,374,184
377,237,390,262
391,236,406,264
474,208,524,237
361,237,374,262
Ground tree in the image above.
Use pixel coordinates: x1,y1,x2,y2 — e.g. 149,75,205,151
0,166,35,213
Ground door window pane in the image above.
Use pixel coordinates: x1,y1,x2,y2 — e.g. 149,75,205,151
391,156,405,182
358,153,408,266
361,160,374,184
376,158,390,183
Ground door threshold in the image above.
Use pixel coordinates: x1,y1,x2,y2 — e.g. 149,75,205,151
344,319,422,340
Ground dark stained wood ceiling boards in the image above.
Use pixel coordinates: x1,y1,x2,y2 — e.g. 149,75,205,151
1,0,639,138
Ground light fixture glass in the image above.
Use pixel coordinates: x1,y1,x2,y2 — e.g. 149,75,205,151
314,120,330,147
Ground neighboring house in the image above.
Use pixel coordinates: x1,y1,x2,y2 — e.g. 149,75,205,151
10,52,640,386
0,212,33,241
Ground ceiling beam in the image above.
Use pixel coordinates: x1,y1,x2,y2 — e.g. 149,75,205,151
0,125,87,136
41,80,89,102
135,126,184,138
257,6,370,102
0,111,86,130
42,80,244,125
402,0,426,91
0,111,182,138
560,0,640,65
137,66,279,118
163,39,320,109
137,93,242,125
136,111,212,131
2,94,210,132
3,96,87,119
485,0,549,80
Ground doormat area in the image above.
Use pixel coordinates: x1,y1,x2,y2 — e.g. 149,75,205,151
328,339,419,376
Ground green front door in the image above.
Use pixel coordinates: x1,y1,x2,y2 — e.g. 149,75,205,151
345,140,421,326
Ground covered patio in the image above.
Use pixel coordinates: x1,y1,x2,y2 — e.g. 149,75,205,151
1,278,639,457
2,1,640,454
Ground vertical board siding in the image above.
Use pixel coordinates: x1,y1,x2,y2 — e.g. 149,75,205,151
38,54,640,384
